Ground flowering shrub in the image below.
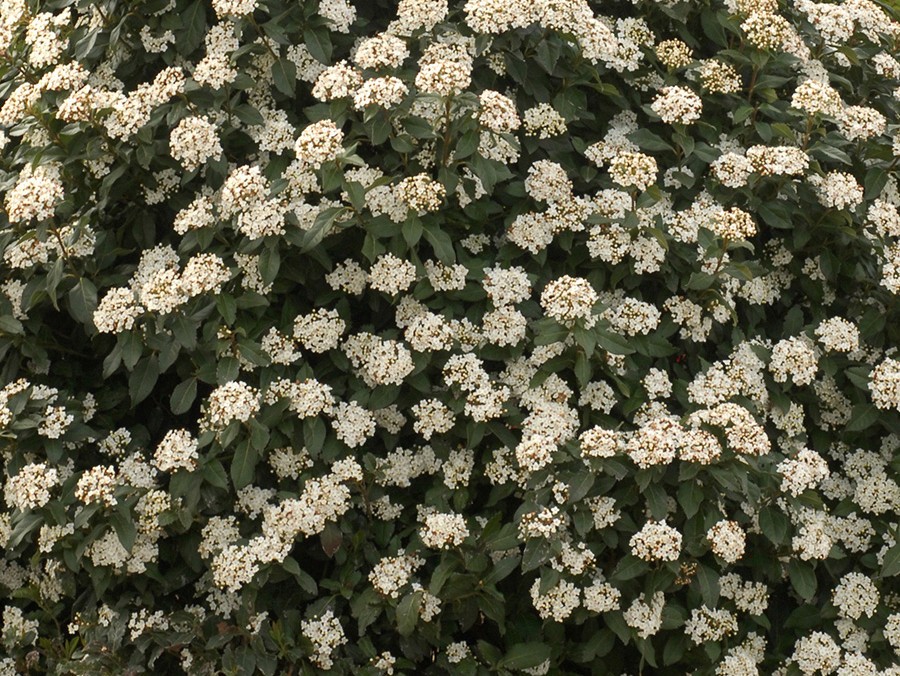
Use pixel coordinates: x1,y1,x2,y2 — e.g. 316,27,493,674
2,0,900,673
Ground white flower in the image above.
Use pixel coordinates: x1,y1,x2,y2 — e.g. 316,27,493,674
651,86,702,124
169,116,222,171
630,520,682,561
420,512,469,549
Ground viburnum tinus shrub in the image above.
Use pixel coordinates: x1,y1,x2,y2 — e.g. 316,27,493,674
1,0,900,673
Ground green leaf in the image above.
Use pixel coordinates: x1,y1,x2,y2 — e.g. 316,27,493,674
567,472,594,503
628,129,673,153
596,329,636,355
759,506,790,545
272,58,296,97
845,365,871,391
574,350,591,386
304,416,327,455
500,643,551,670
299,206,345,252
249,418,270,451
0,315,23,335
68,278,97,325
788,560,817,601
482,555,520,585
809,143,852,165
258,245,281,286
231,439,258,490
881,543,900,577
423,224,456,263
396,590,423,636
111,506,137,553
282,557,318,594
636,638,658,668
663,633,688,666
201,460,228,489
402,217,423,247
700,10,729,47
217,357,240,385
320,522,342,558
677,481,703,518
693,565,719,606
845,403,880,433
233,104,265,126
455,129,480,161
644,483,668,520
303,27,332,64
344,181,366,211
170,377,197,415
367,110,392,145
611,555,648,582
865,168,888,199
216,294,237,324
181,0,207,54
756,202,793,230
521,539,554,573
129,355,160,406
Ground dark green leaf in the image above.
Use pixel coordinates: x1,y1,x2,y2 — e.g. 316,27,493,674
111,506,137,552
170,378,197,415
423,224,456,263
789,560,817,601
693,565,719,606
611,555,648,581
882,543,900,577
129,356,159,406
596,329,635,355
500,643,551,670
396,590,423,636
272,58,296,97
303,27,332,64
68,278,97,325
845,403,880,433
231,439,258,490
628,129,673,153
201,460,228,489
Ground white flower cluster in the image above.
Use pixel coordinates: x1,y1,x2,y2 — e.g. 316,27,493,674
294,120,345,170
769,336,818,386
540,276,598,327
5,163,65,224
202,381,261,429
629,520,682,561
832,572,879,621
609,151,658,192
809,171,864,210
4,463,59,511
301,610,347,670
420,512,469,549
294,308,346,353
153,429,199,473
777,448,830,497
478,90,520,132
870,358,900,410
651,86,703,124
369,552,424,598
75,466,118,507
522,103,567,138
684,607,738,645
624,592,665,638
706,520,746,563
530,578,581,622
169,116,222,171
814,317,859,353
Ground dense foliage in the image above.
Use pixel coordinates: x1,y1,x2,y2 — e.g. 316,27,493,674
1,0,900,673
